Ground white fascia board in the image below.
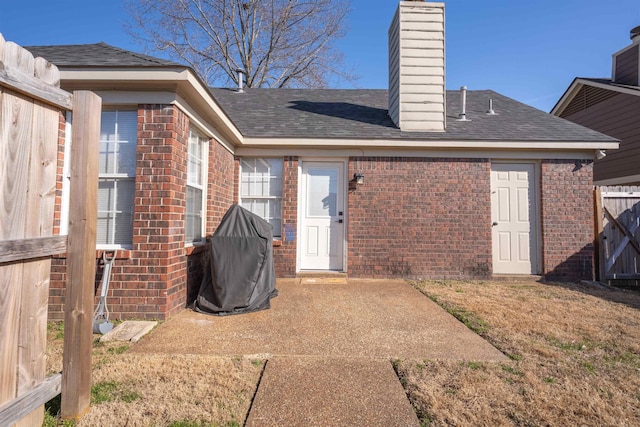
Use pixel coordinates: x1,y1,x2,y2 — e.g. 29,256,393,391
235,147,601,160
174,94,235,155
181,71,243,144
58,68,244,145
240,137,619,150
550,80,583,115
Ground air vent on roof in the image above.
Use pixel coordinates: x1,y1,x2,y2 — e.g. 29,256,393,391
235,68,245,93
486,98,497,115
631,25,640,41
457,86,471,121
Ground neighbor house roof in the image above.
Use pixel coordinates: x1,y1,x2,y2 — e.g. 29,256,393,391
25,42,183,68
210,87,617,143
552,77,640,116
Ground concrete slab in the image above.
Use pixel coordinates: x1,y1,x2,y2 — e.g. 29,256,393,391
100,320,157,343
245,357,419,427
299,277,348,285
133,279,506,361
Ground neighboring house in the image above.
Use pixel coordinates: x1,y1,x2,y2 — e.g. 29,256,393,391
552,25,640,185
26,0,617,320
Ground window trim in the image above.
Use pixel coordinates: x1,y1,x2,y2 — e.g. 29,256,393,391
186,127,208,245
239,157,283,238
97,109,137,249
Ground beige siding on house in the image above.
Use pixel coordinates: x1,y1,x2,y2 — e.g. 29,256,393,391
563,91,640,183
614,44,639,86
388,1,446,132
388,7,400,127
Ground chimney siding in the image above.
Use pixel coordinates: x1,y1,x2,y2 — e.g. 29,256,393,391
613,44,639,86
389,1,446,132
612,28,640,86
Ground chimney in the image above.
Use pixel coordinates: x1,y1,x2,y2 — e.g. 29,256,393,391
388,1,446,132
612,25,640,86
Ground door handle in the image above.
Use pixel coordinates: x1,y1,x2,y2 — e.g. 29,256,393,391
492,222,498,226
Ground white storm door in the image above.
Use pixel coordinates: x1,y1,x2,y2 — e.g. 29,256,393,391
491,163,538,274
300,162,344,270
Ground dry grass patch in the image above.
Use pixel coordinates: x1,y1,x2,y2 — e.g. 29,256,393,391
45,324,263,426
398,280,640,426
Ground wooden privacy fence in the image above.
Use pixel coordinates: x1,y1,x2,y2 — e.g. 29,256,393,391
0,33,101,425
595,186,640,285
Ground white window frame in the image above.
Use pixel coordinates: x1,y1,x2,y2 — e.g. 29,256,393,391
186,128,208,244
59,111,72,236
97,109,137,249
239,158,283,238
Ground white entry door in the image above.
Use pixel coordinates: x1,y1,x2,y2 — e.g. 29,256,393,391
300,162,345,271
491,163,538,274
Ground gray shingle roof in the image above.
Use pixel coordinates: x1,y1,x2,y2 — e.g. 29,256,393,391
209,88,617,142
22,43,618,143
25,42,182,68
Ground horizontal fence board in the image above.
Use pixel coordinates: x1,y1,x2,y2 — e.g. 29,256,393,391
0,374,61,426
600,192,640,198
0,236,67,264
0,62,72,110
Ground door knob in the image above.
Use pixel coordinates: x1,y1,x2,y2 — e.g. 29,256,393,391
492,222,498,226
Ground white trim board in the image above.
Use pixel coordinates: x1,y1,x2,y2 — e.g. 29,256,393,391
236,147,602,160
240,137,618,150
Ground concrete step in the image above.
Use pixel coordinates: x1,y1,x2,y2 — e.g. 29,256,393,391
296,271,348,278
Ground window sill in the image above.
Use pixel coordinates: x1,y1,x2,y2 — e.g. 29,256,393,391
185,241,208,256
273,239,283,247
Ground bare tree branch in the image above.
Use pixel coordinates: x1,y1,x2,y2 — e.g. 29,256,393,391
125,0,357,88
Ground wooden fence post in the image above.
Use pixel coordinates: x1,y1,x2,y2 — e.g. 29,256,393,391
61,91,101,419
594,187,604,282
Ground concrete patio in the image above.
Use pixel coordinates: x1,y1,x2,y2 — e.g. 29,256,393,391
132,278,506,426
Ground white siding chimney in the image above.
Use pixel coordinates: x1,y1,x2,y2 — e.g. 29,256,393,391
389,1,446,132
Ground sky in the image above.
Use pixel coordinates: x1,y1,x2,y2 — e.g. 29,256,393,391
1,0,640,112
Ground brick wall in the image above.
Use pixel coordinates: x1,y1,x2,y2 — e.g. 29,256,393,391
207,141,235,234
49,112,67,318
49,104,236,320
540,159,595,281
273,156,298,277
347,157,492,279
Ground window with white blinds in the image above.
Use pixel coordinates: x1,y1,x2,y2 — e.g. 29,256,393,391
186,129,207,243
240,158,283,237
97,110,137,247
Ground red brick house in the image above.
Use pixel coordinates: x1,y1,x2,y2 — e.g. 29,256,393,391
27,1,617,320
552,25,640,185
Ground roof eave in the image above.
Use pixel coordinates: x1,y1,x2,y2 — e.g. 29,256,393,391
552,77,640,116
57,67,244,146
239,136,619,150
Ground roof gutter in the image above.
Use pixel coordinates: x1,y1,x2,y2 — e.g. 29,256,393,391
239,136,619,151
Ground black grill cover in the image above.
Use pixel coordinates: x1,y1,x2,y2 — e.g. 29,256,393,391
195,205,277,315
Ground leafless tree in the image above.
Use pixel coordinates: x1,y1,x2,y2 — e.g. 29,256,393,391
126,0,355,88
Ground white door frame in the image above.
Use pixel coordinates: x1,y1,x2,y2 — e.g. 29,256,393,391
491,161,542,275
297,158,348,272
